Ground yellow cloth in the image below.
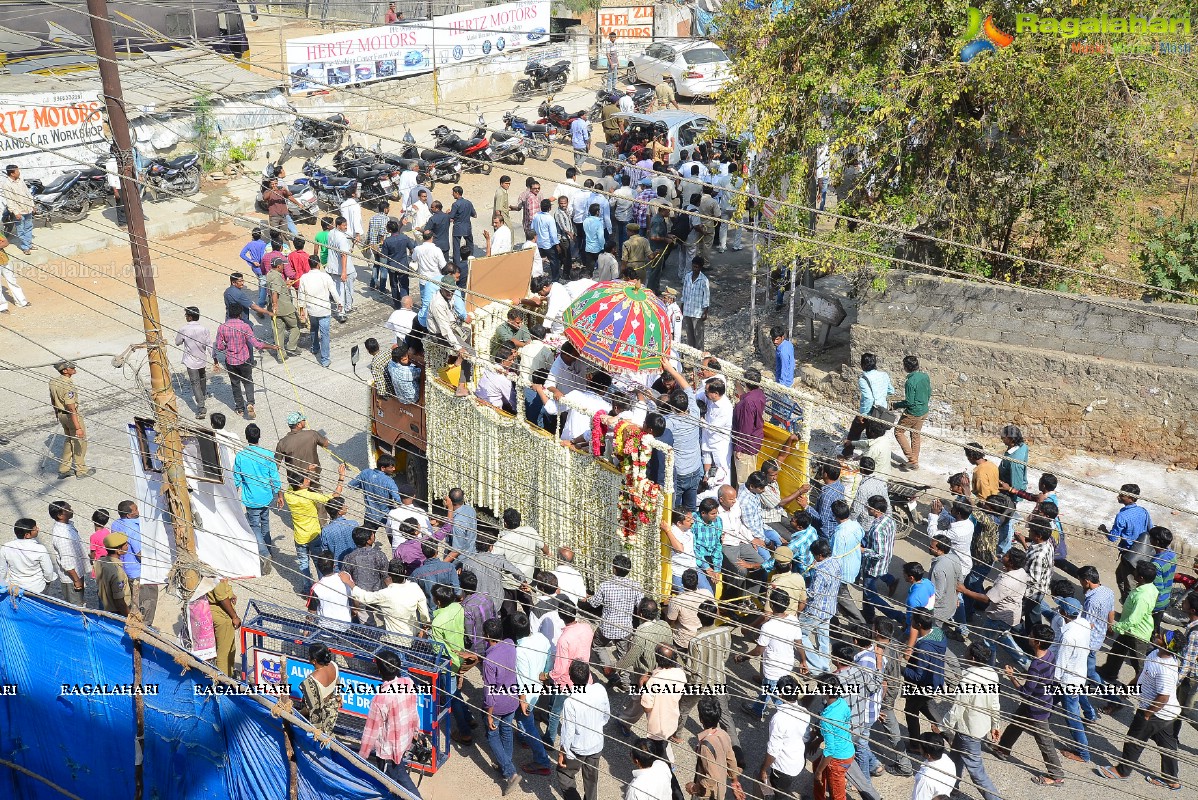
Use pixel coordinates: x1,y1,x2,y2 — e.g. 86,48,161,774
972,460,1000,500
284,488,332,544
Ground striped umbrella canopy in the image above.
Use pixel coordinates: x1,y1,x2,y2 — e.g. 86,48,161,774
562,281,672,373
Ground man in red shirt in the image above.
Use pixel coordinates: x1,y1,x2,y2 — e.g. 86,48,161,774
545,598,593,747
731,367,767,484
287,238,311,285
359,649,423,797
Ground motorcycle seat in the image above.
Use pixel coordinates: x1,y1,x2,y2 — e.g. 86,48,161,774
523,122,550,133
466,137,487,149
327,177,357,191
325,114,347,124
420,148,452,162
41,172,80,194
344,166,386,181
550,60,571,72
166,154,198,169
491,131,519,144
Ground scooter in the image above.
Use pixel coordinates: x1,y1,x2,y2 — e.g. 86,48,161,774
512,59,570,101
503,111,554,160
474,113,527,165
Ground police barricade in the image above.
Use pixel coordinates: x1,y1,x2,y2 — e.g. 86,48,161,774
239,600,453,775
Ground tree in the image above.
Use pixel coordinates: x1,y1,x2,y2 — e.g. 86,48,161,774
716,0,1196,288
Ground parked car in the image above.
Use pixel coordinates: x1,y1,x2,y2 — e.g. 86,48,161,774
625,40,732,99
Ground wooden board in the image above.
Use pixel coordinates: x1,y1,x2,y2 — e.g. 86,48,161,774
465,248,536,314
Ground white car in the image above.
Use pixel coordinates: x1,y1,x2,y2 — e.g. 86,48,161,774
626,40,733,99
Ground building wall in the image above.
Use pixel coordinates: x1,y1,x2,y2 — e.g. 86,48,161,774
846,272,1198,468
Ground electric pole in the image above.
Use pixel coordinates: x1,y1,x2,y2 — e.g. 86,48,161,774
85,0,198,558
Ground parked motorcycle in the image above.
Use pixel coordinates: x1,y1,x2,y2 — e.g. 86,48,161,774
27,159,113,222
888,479,930,540
588,87,653,119
512,59,570,101
431,124,492,175
254,158,318,223
502,111,554,161
538,98,591,143
471,113,527,165
277,113,347,166
139,153,201,201
298,159,359,209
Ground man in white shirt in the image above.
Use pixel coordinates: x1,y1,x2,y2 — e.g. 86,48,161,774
1053,596,1094,763
309,551,352,632
1098,630,1181,786
484,211,512,256
700,378,733,485
412,229,447,326
387,496,431,540
551,168,580,215
740,589,803,718
174,307,213,419
339,188,364,242
927,499,974,576
911,734,957,800
618,86,636,113
327,216,355,317
297,261,341,368
397,168,419,201
0,518,55,593
340,560,428,636
494,508,547,611
757,674,810,796
475,346,519,412
385,295,417,344
552,547,588,604
49,500,87,605
541,340,588,436
557,660,609,800
559,372,613,446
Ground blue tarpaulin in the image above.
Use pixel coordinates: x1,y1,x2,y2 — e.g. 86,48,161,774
0,592,400,800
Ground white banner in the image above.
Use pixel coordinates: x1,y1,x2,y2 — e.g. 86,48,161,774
0,90,106,180
286,0,551,92
597,6,655,39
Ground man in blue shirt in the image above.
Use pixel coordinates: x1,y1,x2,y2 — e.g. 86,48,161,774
811,462,846,539
444,488,478,562
660,361,702,512
347,453,404,530
238,227,268,307
223,272,268,321
769,325,799,430
531,198,561,282
569,110,590,170
581,203,606,275
233,423,282,564
410,540,460,609
424,200,452,260
447,185,476,277
379,219,415,305
319,496,359,565
110,499,157,621
1099,482,1153,600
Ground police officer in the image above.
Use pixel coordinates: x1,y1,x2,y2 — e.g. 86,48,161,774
49,360,92,479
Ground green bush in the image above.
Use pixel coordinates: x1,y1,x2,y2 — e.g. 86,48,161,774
1137,213,1198,299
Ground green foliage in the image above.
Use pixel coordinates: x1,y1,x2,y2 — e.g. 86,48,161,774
225,138,261,165
194,90,221,173
715,0,1196,288
1137,212,1198,298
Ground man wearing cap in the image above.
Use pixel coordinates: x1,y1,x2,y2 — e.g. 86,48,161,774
275,412,332,489
618,85,636,113
427,275,471,397
223,273,269,321
621,222,651,277
1,164,36,254
768,546,808,617
1054,595,1094,764
49,360,93,479
175,307,214,419
95,532,131,616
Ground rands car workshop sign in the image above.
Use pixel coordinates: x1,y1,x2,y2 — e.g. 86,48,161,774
287,0,551,92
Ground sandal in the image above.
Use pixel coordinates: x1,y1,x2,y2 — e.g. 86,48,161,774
1031,776,1064,786
1096,766,1127,781
1144,776,1182,791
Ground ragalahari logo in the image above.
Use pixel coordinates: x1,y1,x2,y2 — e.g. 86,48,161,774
961,7,1015,61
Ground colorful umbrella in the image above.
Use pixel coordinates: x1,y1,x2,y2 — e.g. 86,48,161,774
562,281,673,373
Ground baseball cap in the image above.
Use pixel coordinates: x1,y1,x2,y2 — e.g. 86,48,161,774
286,411,306,426
440,275,458,289
1056,596,1082,617
103,532,128,549
773,546,794,565
639,178,652,187
54,360,77,372
625,85,636,92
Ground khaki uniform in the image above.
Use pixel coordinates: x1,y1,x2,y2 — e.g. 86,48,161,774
621,234,652,274
96,556,131,614
49,374,87,475
208,579,238,677
265,269,300,352
653,81,675,110
600,103,622,143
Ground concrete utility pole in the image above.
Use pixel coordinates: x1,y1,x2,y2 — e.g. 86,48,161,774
85,0,198,557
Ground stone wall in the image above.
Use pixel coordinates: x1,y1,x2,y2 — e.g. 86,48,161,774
845,272,1198,468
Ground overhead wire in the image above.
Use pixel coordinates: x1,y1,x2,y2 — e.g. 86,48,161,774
22,0,1198,309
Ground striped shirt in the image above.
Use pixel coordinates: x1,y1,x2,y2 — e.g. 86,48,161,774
862,514,897,579
803,558,841,622
589,577,644,641
366,212,390,247
1152,548,1177,612
1024,541,1054,602
853,648,885,727
680,271,710,318
633,188,657,228
687,624,731,687
789,525,818,574
739,488,764,540
1083,584,1115,651
1179,619,1198,681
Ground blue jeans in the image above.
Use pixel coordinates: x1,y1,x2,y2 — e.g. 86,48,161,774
855,735,880,776
547,692,567,747
485,711,517,780
978,618,1028,669
862,574,896,623
310,315,331,366
615,219,628,253
749,677,782,718
244,506,271,559
295,540,314,578
673,468,702,512
417,280,436,327
10,214,32,251
334,271,355,313
370,255,387,289
382,760,422,799
283,214,298,236
950,733,1001,800
997,520,1014,554
256,273,268,307
516,700,552,769
1056,692,1089,761
672,570,713,594
801,615,831,673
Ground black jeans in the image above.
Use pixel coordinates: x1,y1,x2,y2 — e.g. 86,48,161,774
226,361,255,409
1118,710,1179,782
1099,633,1149,685
996,708,1063,778
904,694,938,743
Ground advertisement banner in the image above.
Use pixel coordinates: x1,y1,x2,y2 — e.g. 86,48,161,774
286,0,551,92
598,6,655,39
0,90,105,179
